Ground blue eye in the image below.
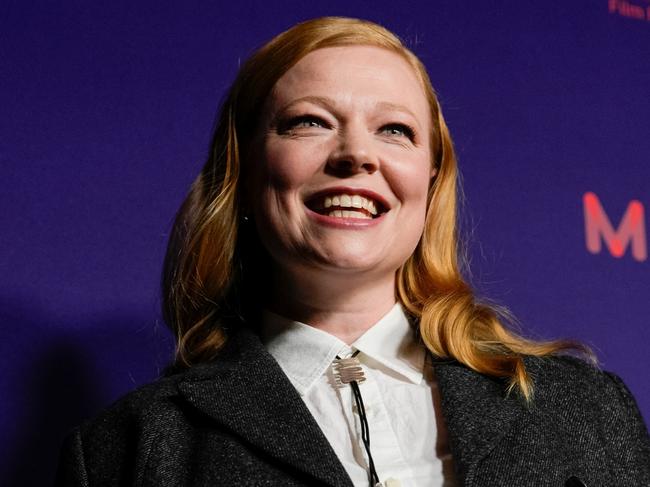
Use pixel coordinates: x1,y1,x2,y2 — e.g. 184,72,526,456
285,115,326,130
277,115,329,135
295,118,322,128
380,123,415,140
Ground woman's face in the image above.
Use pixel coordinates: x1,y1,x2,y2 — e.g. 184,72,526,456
248,45,435,280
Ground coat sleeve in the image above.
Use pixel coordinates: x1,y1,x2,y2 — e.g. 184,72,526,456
55,428,90,487
603,371,650,479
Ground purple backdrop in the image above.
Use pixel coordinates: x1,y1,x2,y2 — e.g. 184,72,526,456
2,1,648,484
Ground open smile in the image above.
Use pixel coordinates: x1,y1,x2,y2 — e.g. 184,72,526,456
304,187,390,221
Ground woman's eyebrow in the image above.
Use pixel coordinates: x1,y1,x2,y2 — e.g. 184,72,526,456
277,97,416,117
276,95,337,114
374,101,418,120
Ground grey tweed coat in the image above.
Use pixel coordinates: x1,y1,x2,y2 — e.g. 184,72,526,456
56,326,650,487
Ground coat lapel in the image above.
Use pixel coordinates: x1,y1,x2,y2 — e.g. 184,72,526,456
175,324,527,486
434,360,527,485
176,327,353,487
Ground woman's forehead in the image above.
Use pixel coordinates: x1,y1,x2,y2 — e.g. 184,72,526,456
267,45,430,121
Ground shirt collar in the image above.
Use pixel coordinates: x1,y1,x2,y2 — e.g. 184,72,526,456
261,303,425,396
351,302,425,386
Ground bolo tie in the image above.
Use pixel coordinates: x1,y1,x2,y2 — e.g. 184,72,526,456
332,350,381,487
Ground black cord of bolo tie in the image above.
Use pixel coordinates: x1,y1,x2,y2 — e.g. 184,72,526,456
336,351,380,487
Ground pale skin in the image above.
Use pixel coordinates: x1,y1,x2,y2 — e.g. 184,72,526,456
248,46,436,344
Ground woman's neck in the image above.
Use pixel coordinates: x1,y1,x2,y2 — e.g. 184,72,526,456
266,267,397,344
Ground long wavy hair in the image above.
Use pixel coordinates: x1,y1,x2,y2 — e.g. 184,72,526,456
162,16,588,399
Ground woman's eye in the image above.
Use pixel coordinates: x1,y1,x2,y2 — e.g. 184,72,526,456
284,116,327,131
380,123,415,140
295,117,323,128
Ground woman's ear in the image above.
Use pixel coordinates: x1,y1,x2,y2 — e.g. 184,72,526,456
430,166,438,179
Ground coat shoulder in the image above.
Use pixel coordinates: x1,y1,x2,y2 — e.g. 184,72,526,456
524,354,650,472
525,354,627,399
461,354,650,485
79,359,236,438
524,354,638,410
526,354,601,387
57,363,231,486
84,374,179,429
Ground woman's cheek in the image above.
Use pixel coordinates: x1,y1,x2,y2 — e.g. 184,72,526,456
263,140,323,189
387,161,431,206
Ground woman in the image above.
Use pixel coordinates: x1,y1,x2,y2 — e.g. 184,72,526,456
56,17,650,487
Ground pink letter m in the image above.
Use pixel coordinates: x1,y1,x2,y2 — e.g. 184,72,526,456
583,192,647,262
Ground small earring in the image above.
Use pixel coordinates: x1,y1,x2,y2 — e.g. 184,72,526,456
242,215,250,223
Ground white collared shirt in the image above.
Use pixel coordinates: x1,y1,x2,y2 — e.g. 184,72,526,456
261,303,457,487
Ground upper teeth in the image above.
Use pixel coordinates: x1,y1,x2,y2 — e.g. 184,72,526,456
323,194,379,216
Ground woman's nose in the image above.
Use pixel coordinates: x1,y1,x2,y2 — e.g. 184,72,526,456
326,127,379,175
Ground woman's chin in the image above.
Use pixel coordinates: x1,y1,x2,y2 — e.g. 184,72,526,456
308,247,400,276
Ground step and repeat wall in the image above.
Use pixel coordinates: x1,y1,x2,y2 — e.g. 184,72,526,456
1,1,648,484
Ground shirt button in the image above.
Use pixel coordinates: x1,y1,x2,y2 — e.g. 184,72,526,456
352,404,373,415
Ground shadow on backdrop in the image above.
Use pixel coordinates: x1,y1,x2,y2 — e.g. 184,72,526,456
0,298,173,487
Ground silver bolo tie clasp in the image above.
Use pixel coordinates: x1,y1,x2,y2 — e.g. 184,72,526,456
332,353,365,386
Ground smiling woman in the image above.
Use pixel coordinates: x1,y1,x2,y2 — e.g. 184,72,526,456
248,45,435,334
56,16,650,487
